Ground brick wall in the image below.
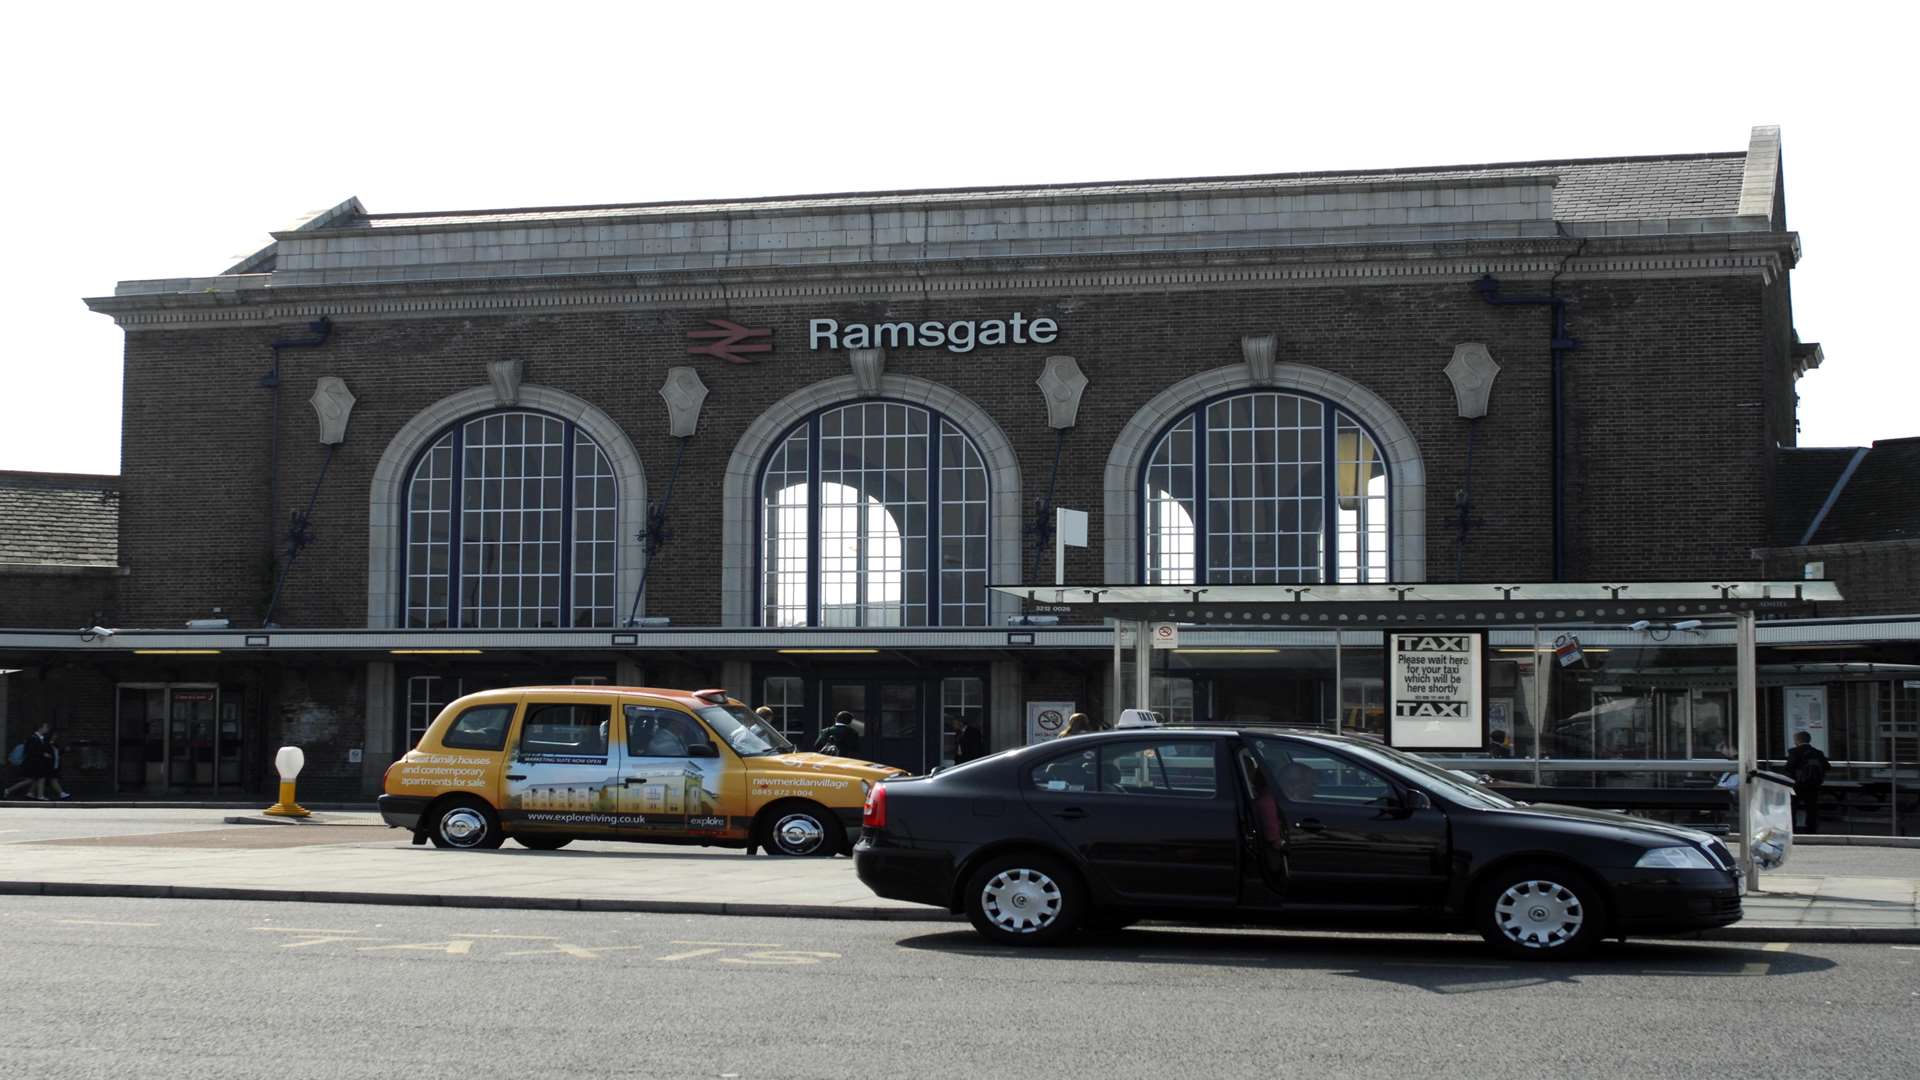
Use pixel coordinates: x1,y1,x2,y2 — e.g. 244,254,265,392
113,274,1779,629
1755,541,1920,617
0,570,120,628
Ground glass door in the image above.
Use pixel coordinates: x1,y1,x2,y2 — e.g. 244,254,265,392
821,680,928,774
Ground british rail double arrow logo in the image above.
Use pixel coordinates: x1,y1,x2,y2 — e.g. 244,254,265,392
687,319,774,364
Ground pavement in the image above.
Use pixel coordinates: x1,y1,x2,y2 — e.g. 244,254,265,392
1,805,1916,941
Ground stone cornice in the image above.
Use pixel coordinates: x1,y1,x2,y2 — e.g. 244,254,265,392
86,233,1797,331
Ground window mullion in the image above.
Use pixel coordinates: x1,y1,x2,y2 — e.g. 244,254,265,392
559,422,576,628
1193,407,1209,585
1323,408,1337,584
806,419,821,627
928,421,943,626
448,425,465,628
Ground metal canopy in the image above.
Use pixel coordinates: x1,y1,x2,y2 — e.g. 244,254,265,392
992,581,1842,624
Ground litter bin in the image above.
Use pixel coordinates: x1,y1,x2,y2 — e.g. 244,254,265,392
1747,768,1796,871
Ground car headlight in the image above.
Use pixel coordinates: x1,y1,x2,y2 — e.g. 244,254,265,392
1635,846,1715,870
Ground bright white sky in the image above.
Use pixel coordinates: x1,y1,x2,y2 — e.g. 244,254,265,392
2,2,1910,476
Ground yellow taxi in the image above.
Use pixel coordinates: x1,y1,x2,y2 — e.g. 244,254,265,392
379,686,904,856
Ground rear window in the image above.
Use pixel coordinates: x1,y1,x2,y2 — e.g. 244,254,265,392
441,704,514,751
517,703,611,764
1028,739,1218,798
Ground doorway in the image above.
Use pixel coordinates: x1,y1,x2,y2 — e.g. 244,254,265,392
824,680,926,774
115,684,242,793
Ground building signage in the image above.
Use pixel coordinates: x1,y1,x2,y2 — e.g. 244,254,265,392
1149,622,1179,649
1385,631,1486,751
687,319,773,364
1026,701,1075,746
809,313,1058,353
1783,686,1829,755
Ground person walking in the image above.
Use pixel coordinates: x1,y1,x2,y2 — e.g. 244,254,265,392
4,723,55,801
815,711,862,758
1056,712,1103,738
951,714,986,764
1784,731,1832,834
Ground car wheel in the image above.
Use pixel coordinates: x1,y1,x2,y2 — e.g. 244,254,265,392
427,798,504,850
759,802,842,857
1477,863,1606,960
964,853,1082,946
514,836,572,851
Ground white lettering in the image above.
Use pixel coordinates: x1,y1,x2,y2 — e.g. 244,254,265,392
873,322,916,349
947,320,977,353
1028,317,1058,344
809,319,840,350
842,322,871,349
918,320,946,348
1009,311,1028,344
978,320,1007,347
803,312,1060,352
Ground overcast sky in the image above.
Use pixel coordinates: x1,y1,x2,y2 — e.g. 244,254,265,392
2,2,1909,476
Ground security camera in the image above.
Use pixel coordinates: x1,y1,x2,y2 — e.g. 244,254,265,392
1672,619,1703,632
1627,620,1651,632
83,625,116,638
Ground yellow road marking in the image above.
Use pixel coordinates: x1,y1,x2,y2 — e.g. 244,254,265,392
720,950,841,966
657,947,725,962
58,919,160,927
669,940,785,947
503,943,601,959
359,940,474,955
449,933,559,940
1762,942,1792,953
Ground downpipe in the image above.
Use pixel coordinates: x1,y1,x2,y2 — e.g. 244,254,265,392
1473,275,1579,580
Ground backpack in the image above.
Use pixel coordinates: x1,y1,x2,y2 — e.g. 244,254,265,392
7,743,22,767
1792,754,1828,787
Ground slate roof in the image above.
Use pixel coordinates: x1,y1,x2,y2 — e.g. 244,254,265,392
359,152,1749,231
1773,441,1920,547
0,472,119,567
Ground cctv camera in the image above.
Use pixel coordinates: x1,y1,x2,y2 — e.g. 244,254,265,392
1672,619,1703,632
1627,620,1651,632
85,625,115,638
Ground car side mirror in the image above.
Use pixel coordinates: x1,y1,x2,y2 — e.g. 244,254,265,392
687,744,719,758
1400,789,1432,811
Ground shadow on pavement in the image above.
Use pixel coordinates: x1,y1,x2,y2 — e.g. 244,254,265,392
892,926,1836,992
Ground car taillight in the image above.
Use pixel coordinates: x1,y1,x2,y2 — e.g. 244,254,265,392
863,782,887,829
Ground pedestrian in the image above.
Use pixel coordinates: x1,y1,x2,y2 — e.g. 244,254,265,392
1056,712,1102,738
45,733,71,800
1783,731,1832,833
815,711,862,758
3,722,55,801
951,713,985,764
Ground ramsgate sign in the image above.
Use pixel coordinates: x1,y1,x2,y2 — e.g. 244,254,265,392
809,313,1059,353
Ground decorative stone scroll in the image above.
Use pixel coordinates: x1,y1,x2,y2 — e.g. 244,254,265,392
849,348,885,397
309,377,356,445
659,367,709,439
1242,334,1277,385
1037,355,1089,430
1444,343,1501,420
487,357,525,406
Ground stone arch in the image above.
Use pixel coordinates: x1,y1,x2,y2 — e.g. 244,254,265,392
1103,363,1426,583
720,374,1022,627
367,384,646,628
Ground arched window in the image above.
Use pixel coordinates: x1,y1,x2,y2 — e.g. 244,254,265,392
759,400,988,627
1142,391,1389,584
403,410,618,628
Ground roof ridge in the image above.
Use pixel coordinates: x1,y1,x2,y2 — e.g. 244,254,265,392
362,150,1748,223
0,470,121,486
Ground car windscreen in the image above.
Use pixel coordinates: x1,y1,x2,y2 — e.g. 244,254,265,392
1336,740,1519,809
698,704,796,757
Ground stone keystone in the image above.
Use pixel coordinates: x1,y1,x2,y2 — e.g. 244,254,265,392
1444,343,1500,420
659,367,709,439
1037,355,1089,430
309,377,356,445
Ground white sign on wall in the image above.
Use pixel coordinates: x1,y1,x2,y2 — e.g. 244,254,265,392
1149,622,1180,649
1387,631,1485,750
1783,686,1829,755
1026,701,1075,746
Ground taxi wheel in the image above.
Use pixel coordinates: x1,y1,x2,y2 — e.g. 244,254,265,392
964,852,1083,946
758,801,843,857
428,798,505,850
1476,862,1607,960
514,836,572,851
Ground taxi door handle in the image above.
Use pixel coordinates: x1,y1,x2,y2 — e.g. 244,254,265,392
505,774,527,781
1295,818,1327,833
1053,807,1088,820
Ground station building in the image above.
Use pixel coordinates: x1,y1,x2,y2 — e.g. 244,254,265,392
2,124,1914,827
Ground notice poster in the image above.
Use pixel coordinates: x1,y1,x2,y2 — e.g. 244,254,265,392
1387,631,1486,750
1026,701,1074,745
1783,686,1829,755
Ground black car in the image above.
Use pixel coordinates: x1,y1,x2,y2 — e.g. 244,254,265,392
853,727,1742,959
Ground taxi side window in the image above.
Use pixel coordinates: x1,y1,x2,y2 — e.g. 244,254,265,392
1249,737,1395,807
518,703,611,763
1030,748,1097,793
1099,740,1218,798
624,706,715,758
442,704,514,751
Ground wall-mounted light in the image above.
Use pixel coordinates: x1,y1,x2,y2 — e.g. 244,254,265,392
389,648,484,656
134,649,222,656
777,648,879,655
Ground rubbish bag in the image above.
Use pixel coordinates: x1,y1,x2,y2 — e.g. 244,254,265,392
1747,769,1796,871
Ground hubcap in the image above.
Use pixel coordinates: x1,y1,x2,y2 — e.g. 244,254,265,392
773,813,824,855
1495,878,1585,949
982,868,1061,934
440,807,488,848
